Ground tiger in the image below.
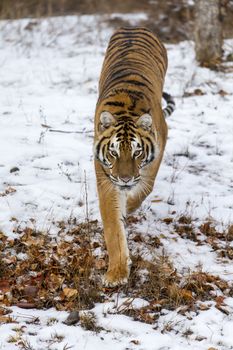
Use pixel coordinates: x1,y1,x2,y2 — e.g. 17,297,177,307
94,27,175,287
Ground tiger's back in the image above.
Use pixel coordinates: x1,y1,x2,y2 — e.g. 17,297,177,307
99,27,167,101
94,27,174,287
95,27,168,152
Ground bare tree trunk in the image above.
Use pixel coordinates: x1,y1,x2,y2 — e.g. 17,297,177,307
194,0,223,67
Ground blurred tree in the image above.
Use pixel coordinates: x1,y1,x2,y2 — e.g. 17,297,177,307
194,0,224,67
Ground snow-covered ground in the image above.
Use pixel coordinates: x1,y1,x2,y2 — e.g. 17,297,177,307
0,14,233,350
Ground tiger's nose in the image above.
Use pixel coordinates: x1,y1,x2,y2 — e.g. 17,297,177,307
119,176,132,183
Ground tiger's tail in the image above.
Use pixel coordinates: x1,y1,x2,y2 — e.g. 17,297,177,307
162,92,175,118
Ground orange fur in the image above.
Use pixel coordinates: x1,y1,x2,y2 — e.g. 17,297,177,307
94,27,168,286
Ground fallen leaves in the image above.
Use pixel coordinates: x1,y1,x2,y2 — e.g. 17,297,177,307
130,339,140,345
62,288,78,299
0,186,16,197
0,220,104,311
168,284,194,303
215,295,230,315
0,315,15,324
94,259,106,270
167,217,233,265
123,253,233,323
0,216,233,326
0,280,11,294
183,88,206,97
0,307,14,324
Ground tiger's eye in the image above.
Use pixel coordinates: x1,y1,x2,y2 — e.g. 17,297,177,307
134,150,141,157
111,150,118,157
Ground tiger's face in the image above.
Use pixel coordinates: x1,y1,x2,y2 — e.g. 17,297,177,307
94,111,159,190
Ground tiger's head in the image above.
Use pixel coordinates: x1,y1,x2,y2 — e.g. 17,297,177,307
94,111,159,190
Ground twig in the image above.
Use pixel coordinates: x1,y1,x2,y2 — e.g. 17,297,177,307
48,128,93,134
84,170,90,235
116,297,136,313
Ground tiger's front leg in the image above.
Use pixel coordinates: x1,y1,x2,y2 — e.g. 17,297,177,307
127,175,154,214
96,167,131,286
127,160,163,214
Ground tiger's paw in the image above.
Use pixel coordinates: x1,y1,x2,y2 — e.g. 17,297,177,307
103,264,130,288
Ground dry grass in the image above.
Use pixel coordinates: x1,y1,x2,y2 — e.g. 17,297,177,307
0,214,233,325
115,251,232,323
163,214,233,261
79,311,102,332
0,220,104,311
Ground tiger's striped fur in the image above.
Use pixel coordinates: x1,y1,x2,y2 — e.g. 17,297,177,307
94,27,175,286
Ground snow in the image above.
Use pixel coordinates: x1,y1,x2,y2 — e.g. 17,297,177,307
0,13,233,350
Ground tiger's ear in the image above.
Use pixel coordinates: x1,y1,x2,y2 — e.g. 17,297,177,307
98,111,115,132
137,113,152,131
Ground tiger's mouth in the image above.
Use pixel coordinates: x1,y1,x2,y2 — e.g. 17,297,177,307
109,175,140,190
118,184,135,191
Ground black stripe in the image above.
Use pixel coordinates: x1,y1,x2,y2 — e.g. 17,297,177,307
164,106,174,116
111,38,164,59
104,69,153,87
104,101,125,107
96,135,110,155
102,167,110,178
128,112,139,117
106,34,166,73
115,121,125,126
121,80,153,92
108,38,156,55
114,110,127,115
166,106,173,113
167,102,175,107
126,57,158,72
162,92,175,104
162,92,175,117
141,138,144,149
128,132,136,139
105,47,158,67
128,97,137,111
107,64,154,85
101,88,149,103
102,76,153,96
105,50,165,78
147,141,155,163
110,30,164,52
140,108,150,114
